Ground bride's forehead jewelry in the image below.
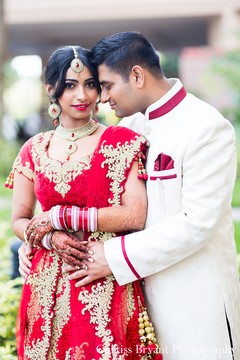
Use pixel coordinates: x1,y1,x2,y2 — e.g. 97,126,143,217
70,46,84,74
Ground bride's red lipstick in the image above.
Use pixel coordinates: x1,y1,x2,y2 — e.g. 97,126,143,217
72,104,89,111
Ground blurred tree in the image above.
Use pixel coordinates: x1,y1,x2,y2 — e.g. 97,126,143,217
212,47,240,124
3,61,19,88
0,0,6,139
161,52,179,78
213,50,240,93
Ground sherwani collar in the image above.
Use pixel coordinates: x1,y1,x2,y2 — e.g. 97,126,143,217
145,78,187,120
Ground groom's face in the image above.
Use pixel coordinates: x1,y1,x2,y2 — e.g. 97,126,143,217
98,64,140,118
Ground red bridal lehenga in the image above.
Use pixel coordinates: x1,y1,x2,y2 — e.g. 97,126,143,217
9,126,162,360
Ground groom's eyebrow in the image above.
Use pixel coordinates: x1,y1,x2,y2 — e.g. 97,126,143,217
99,80,109,85
99,80,112,88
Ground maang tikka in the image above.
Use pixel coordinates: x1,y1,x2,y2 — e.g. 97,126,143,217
70,46,84,74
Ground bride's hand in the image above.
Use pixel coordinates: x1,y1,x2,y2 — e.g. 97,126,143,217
51,231,91,267
24,211,53,247
18,242,33,278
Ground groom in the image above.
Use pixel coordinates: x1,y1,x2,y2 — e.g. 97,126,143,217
19,32,240,359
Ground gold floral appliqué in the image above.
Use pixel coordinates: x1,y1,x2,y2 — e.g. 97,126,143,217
24,252,71,359
100,135,146,205
77,134,146,359
31,132,91,197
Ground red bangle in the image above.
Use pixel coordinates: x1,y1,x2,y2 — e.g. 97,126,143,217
59,206,66,229
65,206,72,230
79,208,88,231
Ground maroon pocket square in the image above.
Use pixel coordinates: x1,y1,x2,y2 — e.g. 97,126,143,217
154,153,174,171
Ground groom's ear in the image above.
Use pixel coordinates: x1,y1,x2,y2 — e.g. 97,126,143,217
131,65,145,88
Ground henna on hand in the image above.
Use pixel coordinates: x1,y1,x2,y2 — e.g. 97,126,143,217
25,211,53,247
51,231,90,267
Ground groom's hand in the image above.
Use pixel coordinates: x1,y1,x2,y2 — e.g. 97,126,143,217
63,241,112,287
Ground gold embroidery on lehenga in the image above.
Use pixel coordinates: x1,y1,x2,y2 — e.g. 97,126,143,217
77,134,146,359
78,276,116,360
13,155,35,181
31,132,91,197
100,135,146,205
70,342,89,360
24,252,71,359
49,273,71,360
126,283,135,320
88,231,116,243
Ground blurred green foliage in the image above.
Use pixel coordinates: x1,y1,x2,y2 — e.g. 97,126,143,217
0,188,22,359
161,51,179,78
234,222,240,254
234,123,240,183
211,47,240,124
233,178,240,207
0,275,22,359
3,61,19,90
212,50,240,93
0,139,21,179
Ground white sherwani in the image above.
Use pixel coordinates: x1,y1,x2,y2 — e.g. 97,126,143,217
105,79,240,359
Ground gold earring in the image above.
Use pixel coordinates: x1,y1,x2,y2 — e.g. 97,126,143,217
48,96,61,126
91,104,99,119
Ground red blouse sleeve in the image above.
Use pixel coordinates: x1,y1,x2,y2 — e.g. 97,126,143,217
5,137,35,188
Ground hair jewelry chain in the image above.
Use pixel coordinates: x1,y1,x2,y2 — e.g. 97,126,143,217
70,46,84,74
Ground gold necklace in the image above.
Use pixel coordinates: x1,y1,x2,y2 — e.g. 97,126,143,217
55,119,99,160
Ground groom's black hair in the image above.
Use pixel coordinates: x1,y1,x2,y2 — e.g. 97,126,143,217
90,31,164,81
